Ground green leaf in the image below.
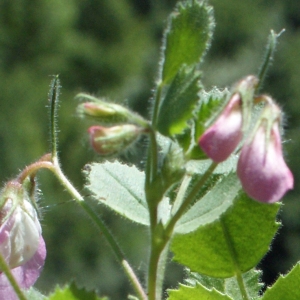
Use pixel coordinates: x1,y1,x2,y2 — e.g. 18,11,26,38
185,270,225,293
157,66,201,136
84,161,149,225
185,268,262,300
175,173,241,234
161,0,214,84
186,156,238,176
24,288,46,300
225,269,262,300
176,88,228,159
48,283,107,300
171,193,280,278
167,283,232,300
262,264,300,300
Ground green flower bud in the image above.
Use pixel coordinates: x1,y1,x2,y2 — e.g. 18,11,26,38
88,124,145,156
77,94,148,127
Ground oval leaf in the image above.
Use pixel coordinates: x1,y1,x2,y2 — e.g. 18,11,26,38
171,193,280,278
84,161,149,225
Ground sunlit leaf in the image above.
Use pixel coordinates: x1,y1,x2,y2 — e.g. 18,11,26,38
161,0,214,84
171,193,280,277
157,66,201,136
167,283,232,300
262,264,300,300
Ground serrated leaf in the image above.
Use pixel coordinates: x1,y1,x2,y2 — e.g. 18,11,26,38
24,288,46,300
48,283,106,300
262,264,300,300
84,161,149,225
185,268,262,299
175,173,241,234
167,283,232,300
161,1,214,84
171,193,280,278
225,269,262,300
185,270,225,293
157,66,201,136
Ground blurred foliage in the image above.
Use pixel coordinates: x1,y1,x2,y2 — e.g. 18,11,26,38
0,0,299,299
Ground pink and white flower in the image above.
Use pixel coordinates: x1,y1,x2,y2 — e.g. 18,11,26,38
237,104,294,203
0,181,46,299
199,93,243,162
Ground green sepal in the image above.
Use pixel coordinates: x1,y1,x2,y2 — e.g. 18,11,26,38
157,66,202,137
171,190,280,278
161,0,214,84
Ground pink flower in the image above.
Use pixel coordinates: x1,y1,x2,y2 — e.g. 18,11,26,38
237,118,294,203
199,93,243,162
0,182,46,299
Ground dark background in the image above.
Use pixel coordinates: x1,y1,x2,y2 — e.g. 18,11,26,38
0,0,299,298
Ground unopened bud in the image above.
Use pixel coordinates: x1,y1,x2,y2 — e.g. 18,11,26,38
88,124,144,156
77,94,148,127
78,100,129,124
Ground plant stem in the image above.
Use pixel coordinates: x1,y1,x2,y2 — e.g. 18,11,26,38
51,156,147,300
256,30,284,93
147,162,218,300
47,76,146,300
166,161,218,235
0,254,27,300
151,81,164,128
48,75,60,158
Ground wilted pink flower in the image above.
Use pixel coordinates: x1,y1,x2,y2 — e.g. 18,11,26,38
199,93,243,162
237,117,293,203
0,182,46,299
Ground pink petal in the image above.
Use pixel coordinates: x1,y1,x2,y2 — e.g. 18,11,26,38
237,124,294,203
0,236,46,299
199,93,243,162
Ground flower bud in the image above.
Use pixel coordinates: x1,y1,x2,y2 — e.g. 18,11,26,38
237,102,294,203
88,124,144,156
77,94,148,128
0,181,46,298
77,100,129,124
199,93,243,162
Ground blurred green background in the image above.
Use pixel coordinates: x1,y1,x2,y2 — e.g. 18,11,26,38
0,0,299,298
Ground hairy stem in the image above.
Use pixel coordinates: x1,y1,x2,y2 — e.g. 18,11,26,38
151,81,164,128
47,77,146,299
257,29,284,92
51,156,147,299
